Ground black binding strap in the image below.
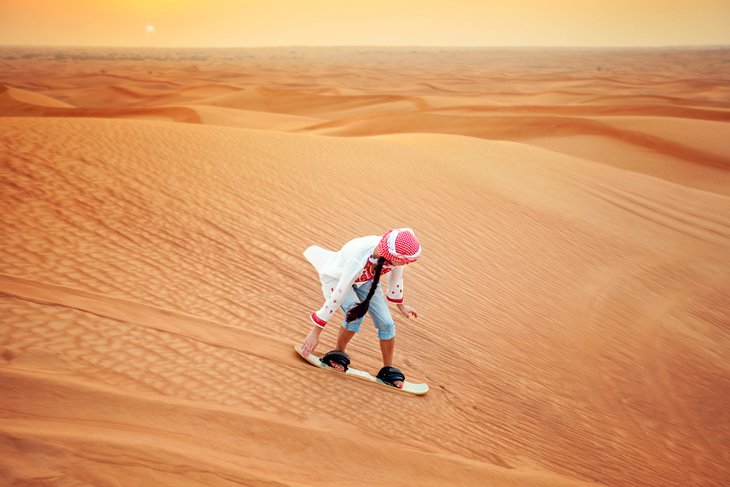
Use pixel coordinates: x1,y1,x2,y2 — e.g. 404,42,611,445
377,366,405,386
320,350,350,371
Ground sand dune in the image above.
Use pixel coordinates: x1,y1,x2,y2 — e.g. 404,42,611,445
0,102,201,123
303,112,730,174
525,134,730,196
1,46,729,487
185,105,325,130
0,85,75,108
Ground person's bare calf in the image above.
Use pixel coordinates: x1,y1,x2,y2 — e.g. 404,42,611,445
325,327,356,371
380,338,403,388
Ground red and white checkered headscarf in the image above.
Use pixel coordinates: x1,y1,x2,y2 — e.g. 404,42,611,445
377,228,422,264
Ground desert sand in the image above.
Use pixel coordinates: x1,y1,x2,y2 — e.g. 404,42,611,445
1,46,729,486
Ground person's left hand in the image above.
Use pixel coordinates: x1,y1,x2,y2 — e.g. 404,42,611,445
397,304,417,319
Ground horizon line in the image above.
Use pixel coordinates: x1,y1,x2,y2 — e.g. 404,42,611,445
2,43,729,50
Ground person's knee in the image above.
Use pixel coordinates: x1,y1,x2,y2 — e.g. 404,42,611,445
342,317,363,333
377,322,396,340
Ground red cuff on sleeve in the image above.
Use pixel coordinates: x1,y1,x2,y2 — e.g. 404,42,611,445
387,297,404,303
310,312,327,328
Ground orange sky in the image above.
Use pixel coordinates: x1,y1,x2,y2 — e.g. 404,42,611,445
1,0,729,48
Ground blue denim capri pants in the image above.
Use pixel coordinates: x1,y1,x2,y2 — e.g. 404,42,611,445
326,279,396,340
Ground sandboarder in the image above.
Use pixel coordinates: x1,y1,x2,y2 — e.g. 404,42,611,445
299,228,421,388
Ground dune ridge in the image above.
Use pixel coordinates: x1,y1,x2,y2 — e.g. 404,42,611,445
1,46,729,487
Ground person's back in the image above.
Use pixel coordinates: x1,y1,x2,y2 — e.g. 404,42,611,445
306,235,380,283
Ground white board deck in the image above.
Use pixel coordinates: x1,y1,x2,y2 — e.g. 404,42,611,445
294,345,429,395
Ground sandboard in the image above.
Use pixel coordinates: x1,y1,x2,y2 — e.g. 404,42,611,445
294,345,429,395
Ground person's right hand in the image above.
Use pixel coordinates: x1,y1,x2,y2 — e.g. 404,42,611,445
300,328,321,357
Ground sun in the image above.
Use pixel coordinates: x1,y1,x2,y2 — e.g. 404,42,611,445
146,24,155,34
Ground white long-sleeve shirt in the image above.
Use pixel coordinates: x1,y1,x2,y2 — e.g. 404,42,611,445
304,235,405,328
